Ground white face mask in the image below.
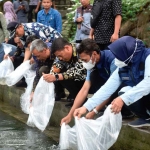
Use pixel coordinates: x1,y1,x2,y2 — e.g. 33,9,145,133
82,59,96,70
115,39,138,68
114,58,127,68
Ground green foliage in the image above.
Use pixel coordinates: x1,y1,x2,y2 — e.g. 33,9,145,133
122,0,150,22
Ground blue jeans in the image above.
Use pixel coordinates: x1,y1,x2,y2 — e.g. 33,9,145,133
0,43,17,63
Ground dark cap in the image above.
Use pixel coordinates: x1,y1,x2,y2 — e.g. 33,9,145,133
7,22,19,38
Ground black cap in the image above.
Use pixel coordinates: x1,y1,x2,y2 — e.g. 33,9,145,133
7,22,19,38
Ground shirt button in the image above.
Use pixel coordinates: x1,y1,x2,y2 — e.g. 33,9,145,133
128,102,131,105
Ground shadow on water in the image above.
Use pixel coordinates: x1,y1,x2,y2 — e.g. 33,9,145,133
0,110,60,150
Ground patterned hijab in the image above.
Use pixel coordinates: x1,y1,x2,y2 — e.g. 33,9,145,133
3,1,17,24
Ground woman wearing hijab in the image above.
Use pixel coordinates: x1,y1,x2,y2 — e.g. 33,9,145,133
3,1,17,24
74,36,150,128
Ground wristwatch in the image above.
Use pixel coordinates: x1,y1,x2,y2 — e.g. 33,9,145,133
93,108,98,114
55,73,59,81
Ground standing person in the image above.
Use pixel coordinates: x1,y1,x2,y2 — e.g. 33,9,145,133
0,12,9,44
74,36,150,128
74,0,92,43
13,0,29,23
89,0,122,50
28,0,41,22
3,1,17,24
37,0,62,33
0,12,16,63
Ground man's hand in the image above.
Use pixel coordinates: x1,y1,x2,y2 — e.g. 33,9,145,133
111,97,124,114
86,111,95,119
30,92,34,103
110,33,119,43
76,17,84,23
43,73,56,82
34,8,38,13
73,106,87,119
29,57,35,64
3,54,9,60
52,65,61,73
60,114,72,126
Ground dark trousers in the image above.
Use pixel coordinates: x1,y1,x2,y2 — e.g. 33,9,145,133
121,93,150,119
89,69,131,115
96,43,111,51
28,5,39,22
54,80,84,99
13,56,24,69
39,65,84,98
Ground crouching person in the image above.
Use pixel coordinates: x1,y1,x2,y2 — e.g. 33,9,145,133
30,39,55,101
42,37,87,107
74,36,150,128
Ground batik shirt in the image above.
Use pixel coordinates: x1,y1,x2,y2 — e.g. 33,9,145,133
21,22,61,43
51,44,86,81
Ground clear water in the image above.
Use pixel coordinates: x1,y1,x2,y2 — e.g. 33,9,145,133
0,110,60,150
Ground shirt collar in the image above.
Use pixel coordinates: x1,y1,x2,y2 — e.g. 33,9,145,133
42,8,52,15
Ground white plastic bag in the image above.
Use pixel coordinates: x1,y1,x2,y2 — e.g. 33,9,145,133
20,70,36,114
59,124,77,150
0,59,14,85
59,105,122,150
6,60,32,86
27,76,55,131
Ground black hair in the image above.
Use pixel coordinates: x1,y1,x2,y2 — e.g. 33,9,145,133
25,35,39,47
51,37,70,54
77,38,100,55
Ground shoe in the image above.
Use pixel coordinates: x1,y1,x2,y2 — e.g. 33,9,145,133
65,101,74,108
67,94,74,102
128,118,150,128
121,110,135,119
15,80,27,87
55,92,66,101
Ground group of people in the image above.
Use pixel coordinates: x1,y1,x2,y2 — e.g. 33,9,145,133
0,0,150,148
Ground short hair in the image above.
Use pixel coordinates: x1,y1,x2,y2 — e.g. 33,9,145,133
77,38,100,55
25,35,39,47
51,37,70,54
30,39,48,52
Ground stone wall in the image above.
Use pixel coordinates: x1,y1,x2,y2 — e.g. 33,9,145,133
0,84,150,149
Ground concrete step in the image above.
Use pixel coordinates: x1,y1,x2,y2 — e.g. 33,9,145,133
0,85,150,149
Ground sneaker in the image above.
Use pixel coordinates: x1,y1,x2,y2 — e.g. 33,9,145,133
128,118,150,128
15,80,27,87
55,92,66,101
66,94,74,102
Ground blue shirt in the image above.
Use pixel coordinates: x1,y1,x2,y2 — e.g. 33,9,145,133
84,55,150,111
37,8,62,33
